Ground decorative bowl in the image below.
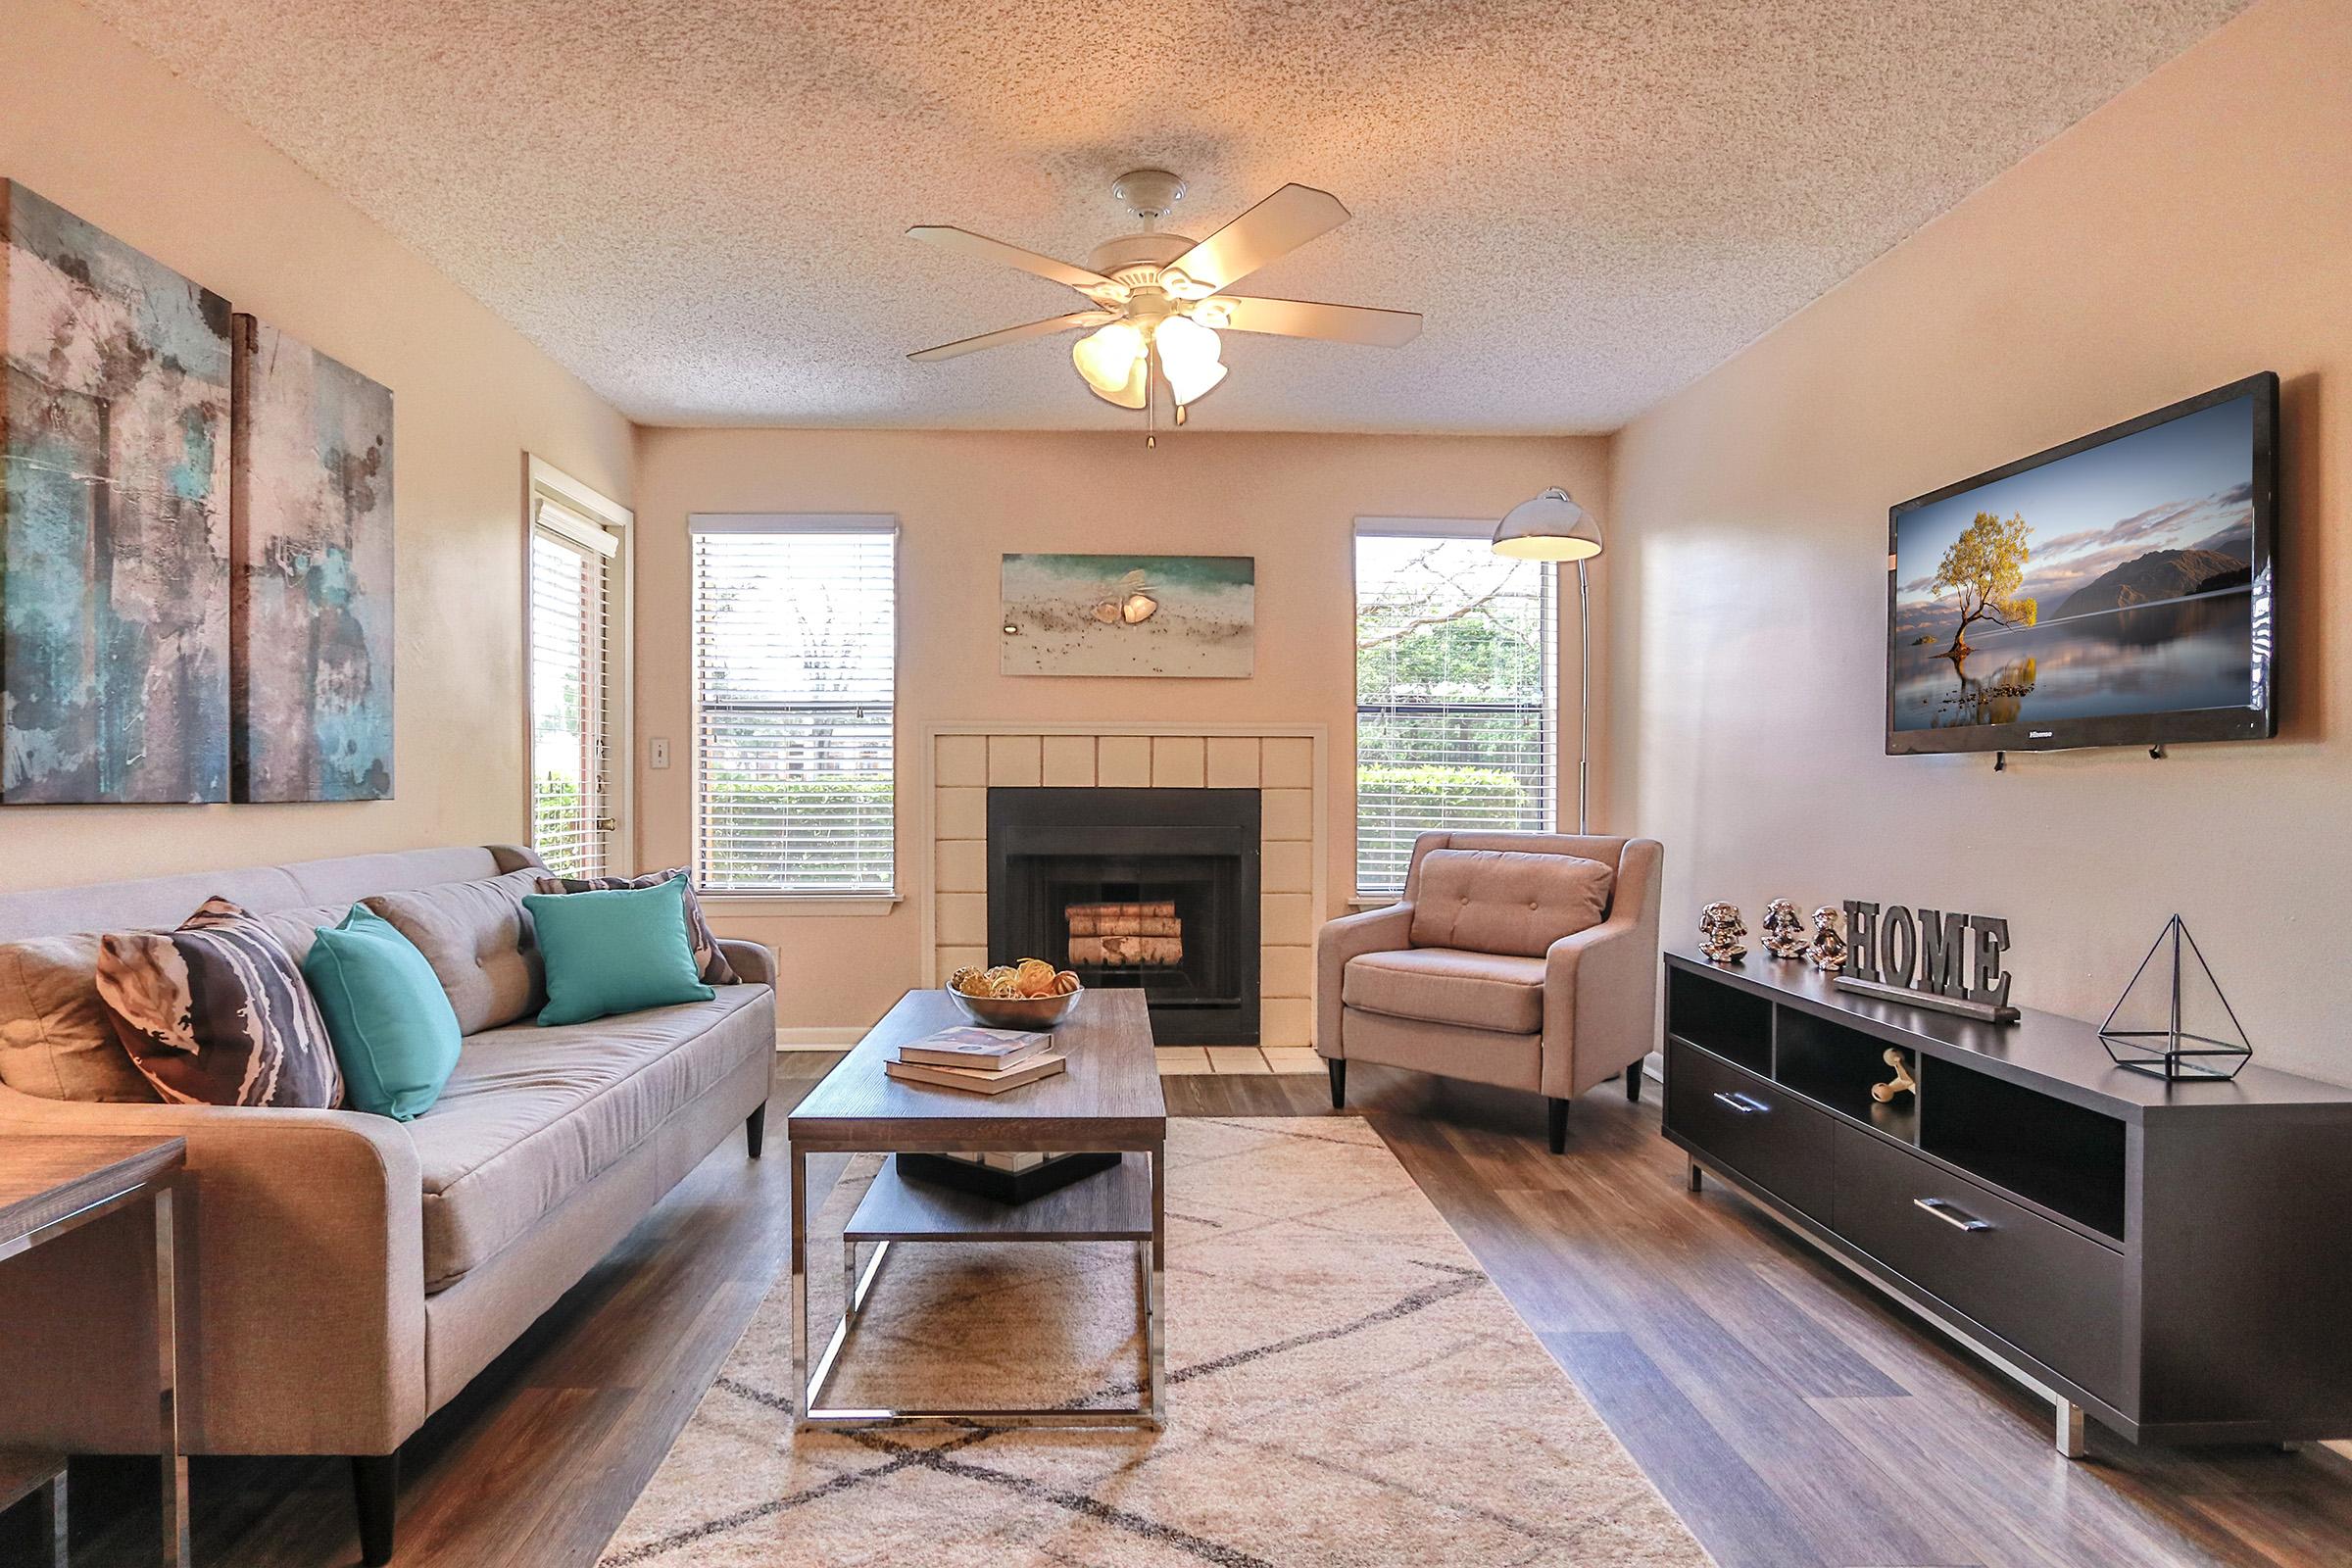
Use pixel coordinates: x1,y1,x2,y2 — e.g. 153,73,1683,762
945,985,1084,1031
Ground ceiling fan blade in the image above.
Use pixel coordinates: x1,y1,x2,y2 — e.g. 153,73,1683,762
1167,184,1350,293
1208,295,1422,347
907,310,1118,364
907,226,1121,297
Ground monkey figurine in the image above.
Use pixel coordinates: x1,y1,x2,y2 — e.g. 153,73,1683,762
1807,905,1849,973
1760,898,1808,960
1697,902,1747,964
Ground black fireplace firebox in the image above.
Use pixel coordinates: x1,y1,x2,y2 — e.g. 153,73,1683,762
988,787,1260,1046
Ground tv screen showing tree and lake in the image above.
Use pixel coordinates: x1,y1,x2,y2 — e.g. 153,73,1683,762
1890,395,2263,733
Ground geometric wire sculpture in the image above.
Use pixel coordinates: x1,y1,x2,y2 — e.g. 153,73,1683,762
2098,915,2253,1081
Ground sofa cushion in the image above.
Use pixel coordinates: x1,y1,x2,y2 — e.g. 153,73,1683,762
1344,947,1547,1034
523,879,715,1027
0,934,159,1102
407,985,772,1291
1408,849,1612,958
364,869,545,1034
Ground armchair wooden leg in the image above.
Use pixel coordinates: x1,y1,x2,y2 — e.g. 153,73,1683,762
1547,1097,1569,1153
745,1102,767,1159
353,1452,398,1566
1624,1069,1643,1103
1327,1057,1347,1110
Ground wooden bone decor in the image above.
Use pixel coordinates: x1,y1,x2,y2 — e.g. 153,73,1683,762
1833,902,2019,1024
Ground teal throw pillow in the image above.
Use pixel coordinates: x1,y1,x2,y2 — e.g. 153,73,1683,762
303,905,464,1121
523,877,715,1026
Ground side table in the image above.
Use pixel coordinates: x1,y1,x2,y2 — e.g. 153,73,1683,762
0,1137,189,1567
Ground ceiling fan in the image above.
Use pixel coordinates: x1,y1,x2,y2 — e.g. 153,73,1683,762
906,169,1421,445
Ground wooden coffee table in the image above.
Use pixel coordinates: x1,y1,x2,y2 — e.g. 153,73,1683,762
786,987,1167,1431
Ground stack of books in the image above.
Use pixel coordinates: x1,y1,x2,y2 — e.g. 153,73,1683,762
884,1026,1066,1094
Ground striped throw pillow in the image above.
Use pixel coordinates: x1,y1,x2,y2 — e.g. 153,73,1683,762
95,898,344,1108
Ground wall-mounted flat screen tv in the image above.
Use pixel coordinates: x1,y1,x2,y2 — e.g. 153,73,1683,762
1887,371,2278,756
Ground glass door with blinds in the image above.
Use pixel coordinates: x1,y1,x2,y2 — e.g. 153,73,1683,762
690,515,897,896
528,494,623,877
1353,522,1558,896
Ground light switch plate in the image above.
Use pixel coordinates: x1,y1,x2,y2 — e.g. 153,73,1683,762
649,737,672,769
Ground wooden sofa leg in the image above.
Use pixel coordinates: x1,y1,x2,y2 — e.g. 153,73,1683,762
745,1103,767,1160
1327,1058,1346,1110
1547,1097,1569,1153
353,1452,398,1566
1624,1069,1643,1103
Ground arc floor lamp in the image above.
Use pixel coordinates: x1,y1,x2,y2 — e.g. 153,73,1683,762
1492,488,1603,833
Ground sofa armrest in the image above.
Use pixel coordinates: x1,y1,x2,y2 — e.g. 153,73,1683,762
717,937,776,988
1542,913,1661,1098
0,1086,426,1456
1314,903,1415,1057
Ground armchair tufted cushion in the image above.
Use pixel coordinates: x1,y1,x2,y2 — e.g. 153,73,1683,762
1407,849,1613,958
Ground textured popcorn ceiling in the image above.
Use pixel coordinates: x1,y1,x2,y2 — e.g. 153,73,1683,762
85,0,2248,432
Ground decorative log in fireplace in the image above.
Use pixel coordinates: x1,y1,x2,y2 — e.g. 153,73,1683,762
1064,900,1185,966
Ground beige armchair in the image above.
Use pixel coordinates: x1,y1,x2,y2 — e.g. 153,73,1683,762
1316,831,1663,1152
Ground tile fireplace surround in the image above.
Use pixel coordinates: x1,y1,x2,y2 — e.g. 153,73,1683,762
921,723,1331,1050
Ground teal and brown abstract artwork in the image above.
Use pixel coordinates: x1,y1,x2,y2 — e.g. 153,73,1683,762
1,181,232,804
1001,553,1255,677
229,315,394,801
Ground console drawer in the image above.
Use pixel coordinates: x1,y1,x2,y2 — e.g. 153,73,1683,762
1666,1039,1835,1221
1832,1123,2127,1401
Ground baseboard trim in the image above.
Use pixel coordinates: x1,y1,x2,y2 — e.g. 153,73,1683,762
777,1028,860,1052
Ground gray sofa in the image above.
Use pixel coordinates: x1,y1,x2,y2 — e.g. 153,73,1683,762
0,846,776,1564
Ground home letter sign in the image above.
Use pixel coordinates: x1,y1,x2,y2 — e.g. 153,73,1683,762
1836,901,2016,1024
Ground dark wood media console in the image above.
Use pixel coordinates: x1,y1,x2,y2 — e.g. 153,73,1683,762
1661,950,2352,1454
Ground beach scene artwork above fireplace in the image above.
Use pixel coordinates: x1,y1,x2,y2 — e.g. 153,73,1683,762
1000,553,1254,678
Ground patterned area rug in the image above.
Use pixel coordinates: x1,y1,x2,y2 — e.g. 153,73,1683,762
602,1117,1711,1567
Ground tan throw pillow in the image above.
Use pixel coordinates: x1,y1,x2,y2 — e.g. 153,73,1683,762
1409,849,1614,957
95,898,343,1108
363,869,546,1033
0,934,160,1102
533,867,741,985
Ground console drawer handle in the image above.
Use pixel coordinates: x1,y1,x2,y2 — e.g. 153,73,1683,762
1711,1091,1770,1114
1914,1197,1992,1233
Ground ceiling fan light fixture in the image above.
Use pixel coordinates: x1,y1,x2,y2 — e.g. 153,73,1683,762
1072,321,1146,396
1492,487,1604,562
1153,315,1225,405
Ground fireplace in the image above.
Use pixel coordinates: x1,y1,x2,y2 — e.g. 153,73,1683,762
988,787,1260,1045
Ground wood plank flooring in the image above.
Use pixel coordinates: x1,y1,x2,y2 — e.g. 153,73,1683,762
15,1057,2352,1567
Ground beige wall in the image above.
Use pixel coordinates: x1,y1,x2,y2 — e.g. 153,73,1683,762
631,428,1608,1032
0,0,633,890
1606,0,2350,1080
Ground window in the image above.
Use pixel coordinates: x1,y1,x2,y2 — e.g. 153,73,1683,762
691,515,897,895
526,463,630,877
1353,521,1557,895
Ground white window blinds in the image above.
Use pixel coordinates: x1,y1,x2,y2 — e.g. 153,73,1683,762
1354,524,1557,895
529,499,621,878
692,516,897,894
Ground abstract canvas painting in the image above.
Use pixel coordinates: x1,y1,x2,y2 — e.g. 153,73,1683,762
1001,554,1254,677
229,314,394,801
1,181,232,804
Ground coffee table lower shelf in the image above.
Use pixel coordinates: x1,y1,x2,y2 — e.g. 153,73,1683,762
793,1152,1166,1432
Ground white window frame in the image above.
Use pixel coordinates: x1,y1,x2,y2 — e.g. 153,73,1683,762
523,456,633,875
689,513,901,915
1350,515,1559,903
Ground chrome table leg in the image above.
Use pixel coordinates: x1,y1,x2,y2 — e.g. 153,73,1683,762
2056,1397,2086,1458
791,1150,809,1429
156,1185,187,1568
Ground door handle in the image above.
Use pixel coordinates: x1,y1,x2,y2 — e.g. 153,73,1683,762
1711,1091,1770,1114
1914,1197,1992,1233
